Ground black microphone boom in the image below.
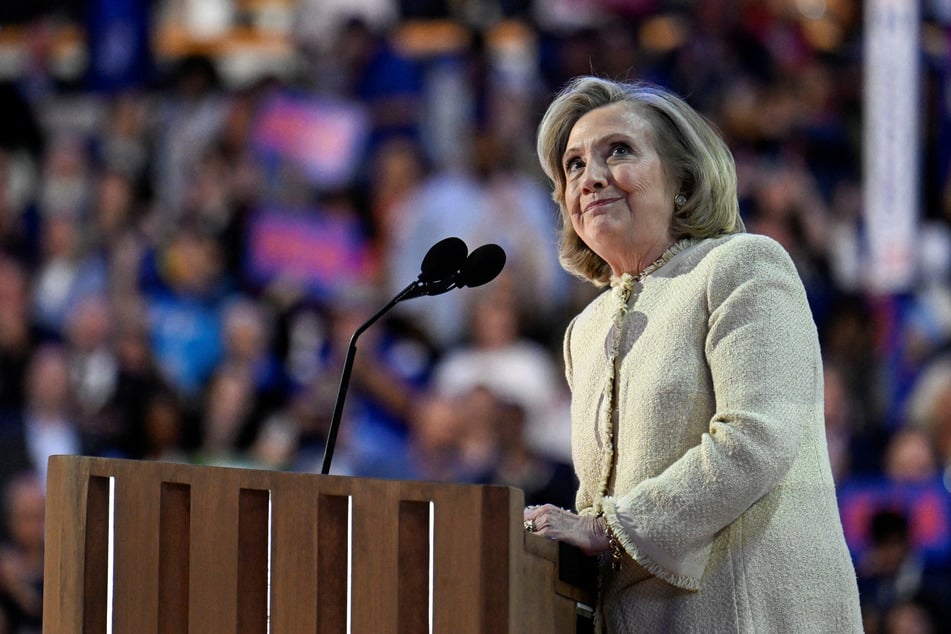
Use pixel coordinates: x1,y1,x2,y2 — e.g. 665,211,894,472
320,238,506,475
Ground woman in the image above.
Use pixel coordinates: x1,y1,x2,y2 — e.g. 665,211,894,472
522,76,862,632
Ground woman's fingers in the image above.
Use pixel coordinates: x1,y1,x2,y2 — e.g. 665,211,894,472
523,504,572,537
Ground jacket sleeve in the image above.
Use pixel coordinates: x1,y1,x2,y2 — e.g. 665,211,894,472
602,235,821,590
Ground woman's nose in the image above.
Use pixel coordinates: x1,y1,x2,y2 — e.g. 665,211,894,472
581,159,608,191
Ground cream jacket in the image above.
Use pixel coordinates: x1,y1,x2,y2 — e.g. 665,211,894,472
565,234,862,633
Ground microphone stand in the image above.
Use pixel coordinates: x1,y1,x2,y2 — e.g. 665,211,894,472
319,279,455,475
317,237,504,475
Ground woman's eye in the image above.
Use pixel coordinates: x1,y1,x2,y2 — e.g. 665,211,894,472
564,157,584,173
611,143,633,156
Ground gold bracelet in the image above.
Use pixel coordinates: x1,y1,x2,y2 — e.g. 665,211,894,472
598,512,624,570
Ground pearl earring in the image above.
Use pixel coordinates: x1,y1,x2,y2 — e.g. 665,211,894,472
674,194,687,208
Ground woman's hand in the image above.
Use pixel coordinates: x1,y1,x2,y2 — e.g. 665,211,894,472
523,504,611,556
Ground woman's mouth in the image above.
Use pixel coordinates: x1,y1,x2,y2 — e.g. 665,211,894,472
583,197,622,214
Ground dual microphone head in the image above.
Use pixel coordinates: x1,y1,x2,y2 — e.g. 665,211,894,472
404,237,506,300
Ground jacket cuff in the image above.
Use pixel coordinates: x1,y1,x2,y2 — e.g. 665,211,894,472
601,496,703,591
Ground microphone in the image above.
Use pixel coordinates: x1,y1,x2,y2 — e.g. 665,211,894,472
400,239,506,300
401,236,470,300
320,237,506,474
419,236,468,282
457,243,506,288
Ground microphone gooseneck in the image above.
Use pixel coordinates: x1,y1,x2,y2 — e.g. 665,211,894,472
320,237,506,475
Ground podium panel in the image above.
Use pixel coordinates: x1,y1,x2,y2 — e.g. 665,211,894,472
43,456,594,633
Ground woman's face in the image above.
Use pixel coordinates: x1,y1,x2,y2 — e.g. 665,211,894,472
562,102,676,275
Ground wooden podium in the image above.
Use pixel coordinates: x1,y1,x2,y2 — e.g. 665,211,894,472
43,455,595,633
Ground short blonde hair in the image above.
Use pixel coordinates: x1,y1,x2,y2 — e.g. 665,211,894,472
536,76,744,285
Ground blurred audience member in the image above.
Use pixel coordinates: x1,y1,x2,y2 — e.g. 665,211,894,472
249,404,302,471
220,296,286,410
0,149,37,264
258,377,340,474
332,17,422,162
489,395,577,509
143,226,230,401
89,167,139,256
63,295,119,450
839,426,951,583
432,282,570,460
102,309,170,459
906,356,951,488
884,428,942,485
0,258,38,415
151,55,227,216
0,472,45,634
856,509,949,634
366,137,428,283
31,206,107,340
140,389,188,463
453,385,503,483
881,600,936,634
190,364,262,468
396,392,470,482
38,134,90,222
0,344,84,487
825,361,860,483
94,92,151,184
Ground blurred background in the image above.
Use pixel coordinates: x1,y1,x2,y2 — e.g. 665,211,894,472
0,0,949,632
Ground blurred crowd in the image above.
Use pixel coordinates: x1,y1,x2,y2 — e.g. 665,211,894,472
0,0,950,632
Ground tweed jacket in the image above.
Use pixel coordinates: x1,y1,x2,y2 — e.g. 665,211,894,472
565,233,862,633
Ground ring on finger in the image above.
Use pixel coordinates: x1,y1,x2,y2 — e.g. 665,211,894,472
523,519,536,532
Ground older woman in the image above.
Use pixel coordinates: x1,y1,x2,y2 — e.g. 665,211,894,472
522,76,862,632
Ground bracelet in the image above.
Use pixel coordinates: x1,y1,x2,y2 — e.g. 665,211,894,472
598,512,624,571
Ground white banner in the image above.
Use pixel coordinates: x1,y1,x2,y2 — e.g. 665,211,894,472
863,0,921,293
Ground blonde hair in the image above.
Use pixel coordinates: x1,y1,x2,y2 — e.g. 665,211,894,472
536,76,744,285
